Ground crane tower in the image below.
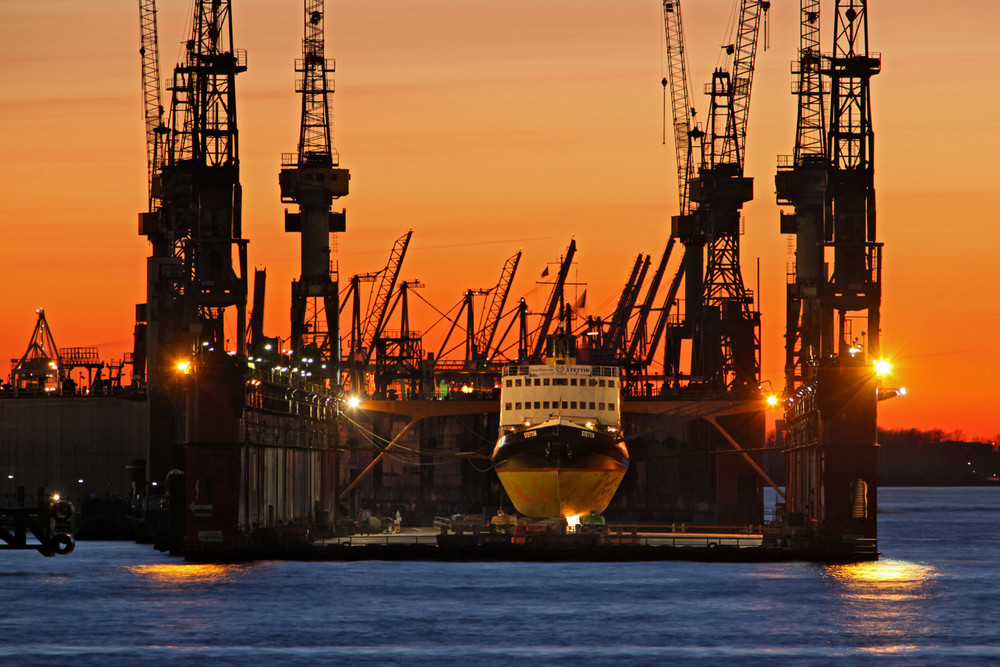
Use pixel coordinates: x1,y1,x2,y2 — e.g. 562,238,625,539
662,1,768,391
775,0,882,555
138,0,249,480
278,0,350,386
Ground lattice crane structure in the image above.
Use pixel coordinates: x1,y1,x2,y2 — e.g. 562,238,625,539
137,0,249,478
662,0,769,392
279,0,351,386
774,0,882,556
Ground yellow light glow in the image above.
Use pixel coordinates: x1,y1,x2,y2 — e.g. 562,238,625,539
176,360,192,374
126,563,240,584
347,396,360,408
874,359,891,376
565,514,581,528
766,394,779,407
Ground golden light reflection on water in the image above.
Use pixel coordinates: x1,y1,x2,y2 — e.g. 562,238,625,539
125,563,243,585
824,559,938,653
828,559,935,587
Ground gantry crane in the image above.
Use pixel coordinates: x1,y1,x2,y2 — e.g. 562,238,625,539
661,0,768,392
775,0,882,556
138,0,249,479
279,0,350,386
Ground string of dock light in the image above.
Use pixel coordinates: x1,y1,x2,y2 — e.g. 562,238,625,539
762,357,906,408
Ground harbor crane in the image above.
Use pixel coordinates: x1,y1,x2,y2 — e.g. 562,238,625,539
137,0,249,479
774,0,882,556
279,0,350,386
661,0,768,392
343,230,413,393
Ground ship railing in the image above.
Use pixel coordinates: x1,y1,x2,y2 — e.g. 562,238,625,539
603,530,763,549
502,365,620,378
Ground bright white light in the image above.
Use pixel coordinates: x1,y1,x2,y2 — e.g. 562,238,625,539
874,359,891,376
766,394,779,407
347,396,360,408
899,387,907,396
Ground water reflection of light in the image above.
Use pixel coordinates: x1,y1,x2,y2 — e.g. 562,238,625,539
823,559,938,651
126,563,241,584
827,559,935,588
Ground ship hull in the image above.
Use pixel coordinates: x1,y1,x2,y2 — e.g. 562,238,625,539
493,421,628,518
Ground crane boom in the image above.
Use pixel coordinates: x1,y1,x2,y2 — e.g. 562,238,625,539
725,0,769,170
360,230,412,366
297,0,338,164
662,1,697,215
626,237,674,363
475,250,521,363
138,0,164,207
600,254,649,358
531,240,576,361
795,0,826,162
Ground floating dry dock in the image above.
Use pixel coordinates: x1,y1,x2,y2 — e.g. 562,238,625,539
184,525,878,564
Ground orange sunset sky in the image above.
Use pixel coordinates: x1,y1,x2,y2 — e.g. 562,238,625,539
1,1,997,439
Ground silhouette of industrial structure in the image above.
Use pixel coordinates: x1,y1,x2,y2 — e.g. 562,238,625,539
1,1,890,561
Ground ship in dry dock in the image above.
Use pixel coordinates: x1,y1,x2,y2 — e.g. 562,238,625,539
493,332,629,519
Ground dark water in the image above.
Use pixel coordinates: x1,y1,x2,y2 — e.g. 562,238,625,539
2,487,999,665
